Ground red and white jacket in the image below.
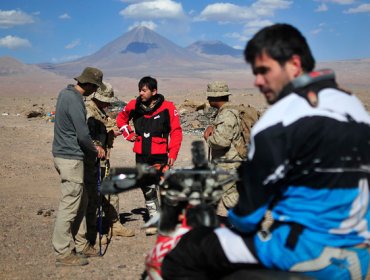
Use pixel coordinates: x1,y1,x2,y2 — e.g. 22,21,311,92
116,95,182,162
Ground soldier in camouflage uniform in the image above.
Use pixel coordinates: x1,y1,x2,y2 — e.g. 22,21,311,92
84,82,135,245
203,81,243,210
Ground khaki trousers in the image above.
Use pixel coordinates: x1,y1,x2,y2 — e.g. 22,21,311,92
52,157,88,256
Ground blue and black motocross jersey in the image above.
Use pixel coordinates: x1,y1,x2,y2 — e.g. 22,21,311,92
229,86,370,248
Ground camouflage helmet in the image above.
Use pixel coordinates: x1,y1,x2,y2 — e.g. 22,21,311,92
74,67,103,87
206,81,231,98
92,82,116,103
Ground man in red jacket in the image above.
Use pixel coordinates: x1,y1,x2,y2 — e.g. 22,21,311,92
116,76,183,235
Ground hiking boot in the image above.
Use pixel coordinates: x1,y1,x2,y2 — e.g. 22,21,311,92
110,221,135,237
80,244,99,258
56,252,89,267
145,227,158,236
76,251,88,259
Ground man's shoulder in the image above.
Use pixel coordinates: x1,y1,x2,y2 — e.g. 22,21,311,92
158,100,179,114
162,99,176,107
60,84,77,94
85,101,102,119
58,85,82,105
124,99,137,111
219,105,239,119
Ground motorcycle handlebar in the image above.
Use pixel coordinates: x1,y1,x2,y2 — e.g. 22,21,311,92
100,141,240,196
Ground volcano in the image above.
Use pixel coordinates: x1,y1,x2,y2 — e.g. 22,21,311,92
38,26,244,78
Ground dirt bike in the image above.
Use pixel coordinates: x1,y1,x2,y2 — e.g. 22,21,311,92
101,141,311,280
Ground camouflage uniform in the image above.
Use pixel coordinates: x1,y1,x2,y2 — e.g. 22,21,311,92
84,83,134,244
205,82,242,209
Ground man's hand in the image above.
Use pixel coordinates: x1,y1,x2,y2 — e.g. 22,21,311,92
167,157,175,167
203,125,214,140
127,133,138,142
113,129,122,137
96,145,106,159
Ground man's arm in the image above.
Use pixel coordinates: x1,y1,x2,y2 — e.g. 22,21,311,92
207,110,238,150
116,100,137,142
69,100,98,158
167,103,182,166
86,116,107,159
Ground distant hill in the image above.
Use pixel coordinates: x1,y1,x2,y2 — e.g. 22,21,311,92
0,56,66,97
0,56,59,77
37,26,245,78
186,40,242,57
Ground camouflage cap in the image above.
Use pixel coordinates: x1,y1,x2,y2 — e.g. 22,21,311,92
74,67,103,87
206,81,231,98
92,82,116,103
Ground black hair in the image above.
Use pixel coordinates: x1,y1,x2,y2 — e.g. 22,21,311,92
244,23,315,72
138,76,157,92
207,96,229,102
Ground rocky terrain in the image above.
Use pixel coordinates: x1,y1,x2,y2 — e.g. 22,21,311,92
0,48,369,279
0,84,265,280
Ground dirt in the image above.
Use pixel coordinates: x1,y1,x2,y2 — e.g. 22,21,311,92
0,94,201,280
0,84,368,279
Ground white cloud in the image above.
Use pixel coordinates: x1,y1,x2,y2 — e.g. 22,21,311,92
315,3,328,12
344,3,370,13
233,45,244,50
225,32,248,42
329,0,354,4
59,13,71,20
251,0,292,17
243,19,274,38
51,55,82,63
120,0,186,20
317,0,354,4
311,28,323,35
0,10,34,28
196,0,291,23
120,0,152,2
65,39,80,49
0,35,31,49
128,21,158,30
225,19,274,43
196,3,256,22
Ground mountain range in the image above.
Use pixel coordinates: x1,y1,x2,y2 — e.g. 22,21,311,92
1,26,370,98
37,26,244,78
187,40,242,57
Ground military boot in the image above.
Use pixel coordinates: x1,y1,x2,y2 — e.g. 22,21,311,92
56,251,89,267
145,199,160,236
80,243,99,258
110,221,135,237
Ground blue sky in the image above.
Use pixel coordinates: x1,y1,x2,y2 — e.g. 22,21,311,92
0,0,369,64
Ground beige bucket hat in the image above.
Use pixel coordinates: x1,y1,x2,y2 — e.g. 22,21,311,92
206,81,231,98
92,82,116,103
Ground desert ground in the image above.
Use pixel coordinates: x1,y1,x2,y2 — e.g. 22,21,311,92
0,72,369,280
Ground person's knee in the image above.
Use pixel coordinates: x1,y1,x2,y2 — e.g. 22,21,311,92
142,186,157,201
162,227,216,279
